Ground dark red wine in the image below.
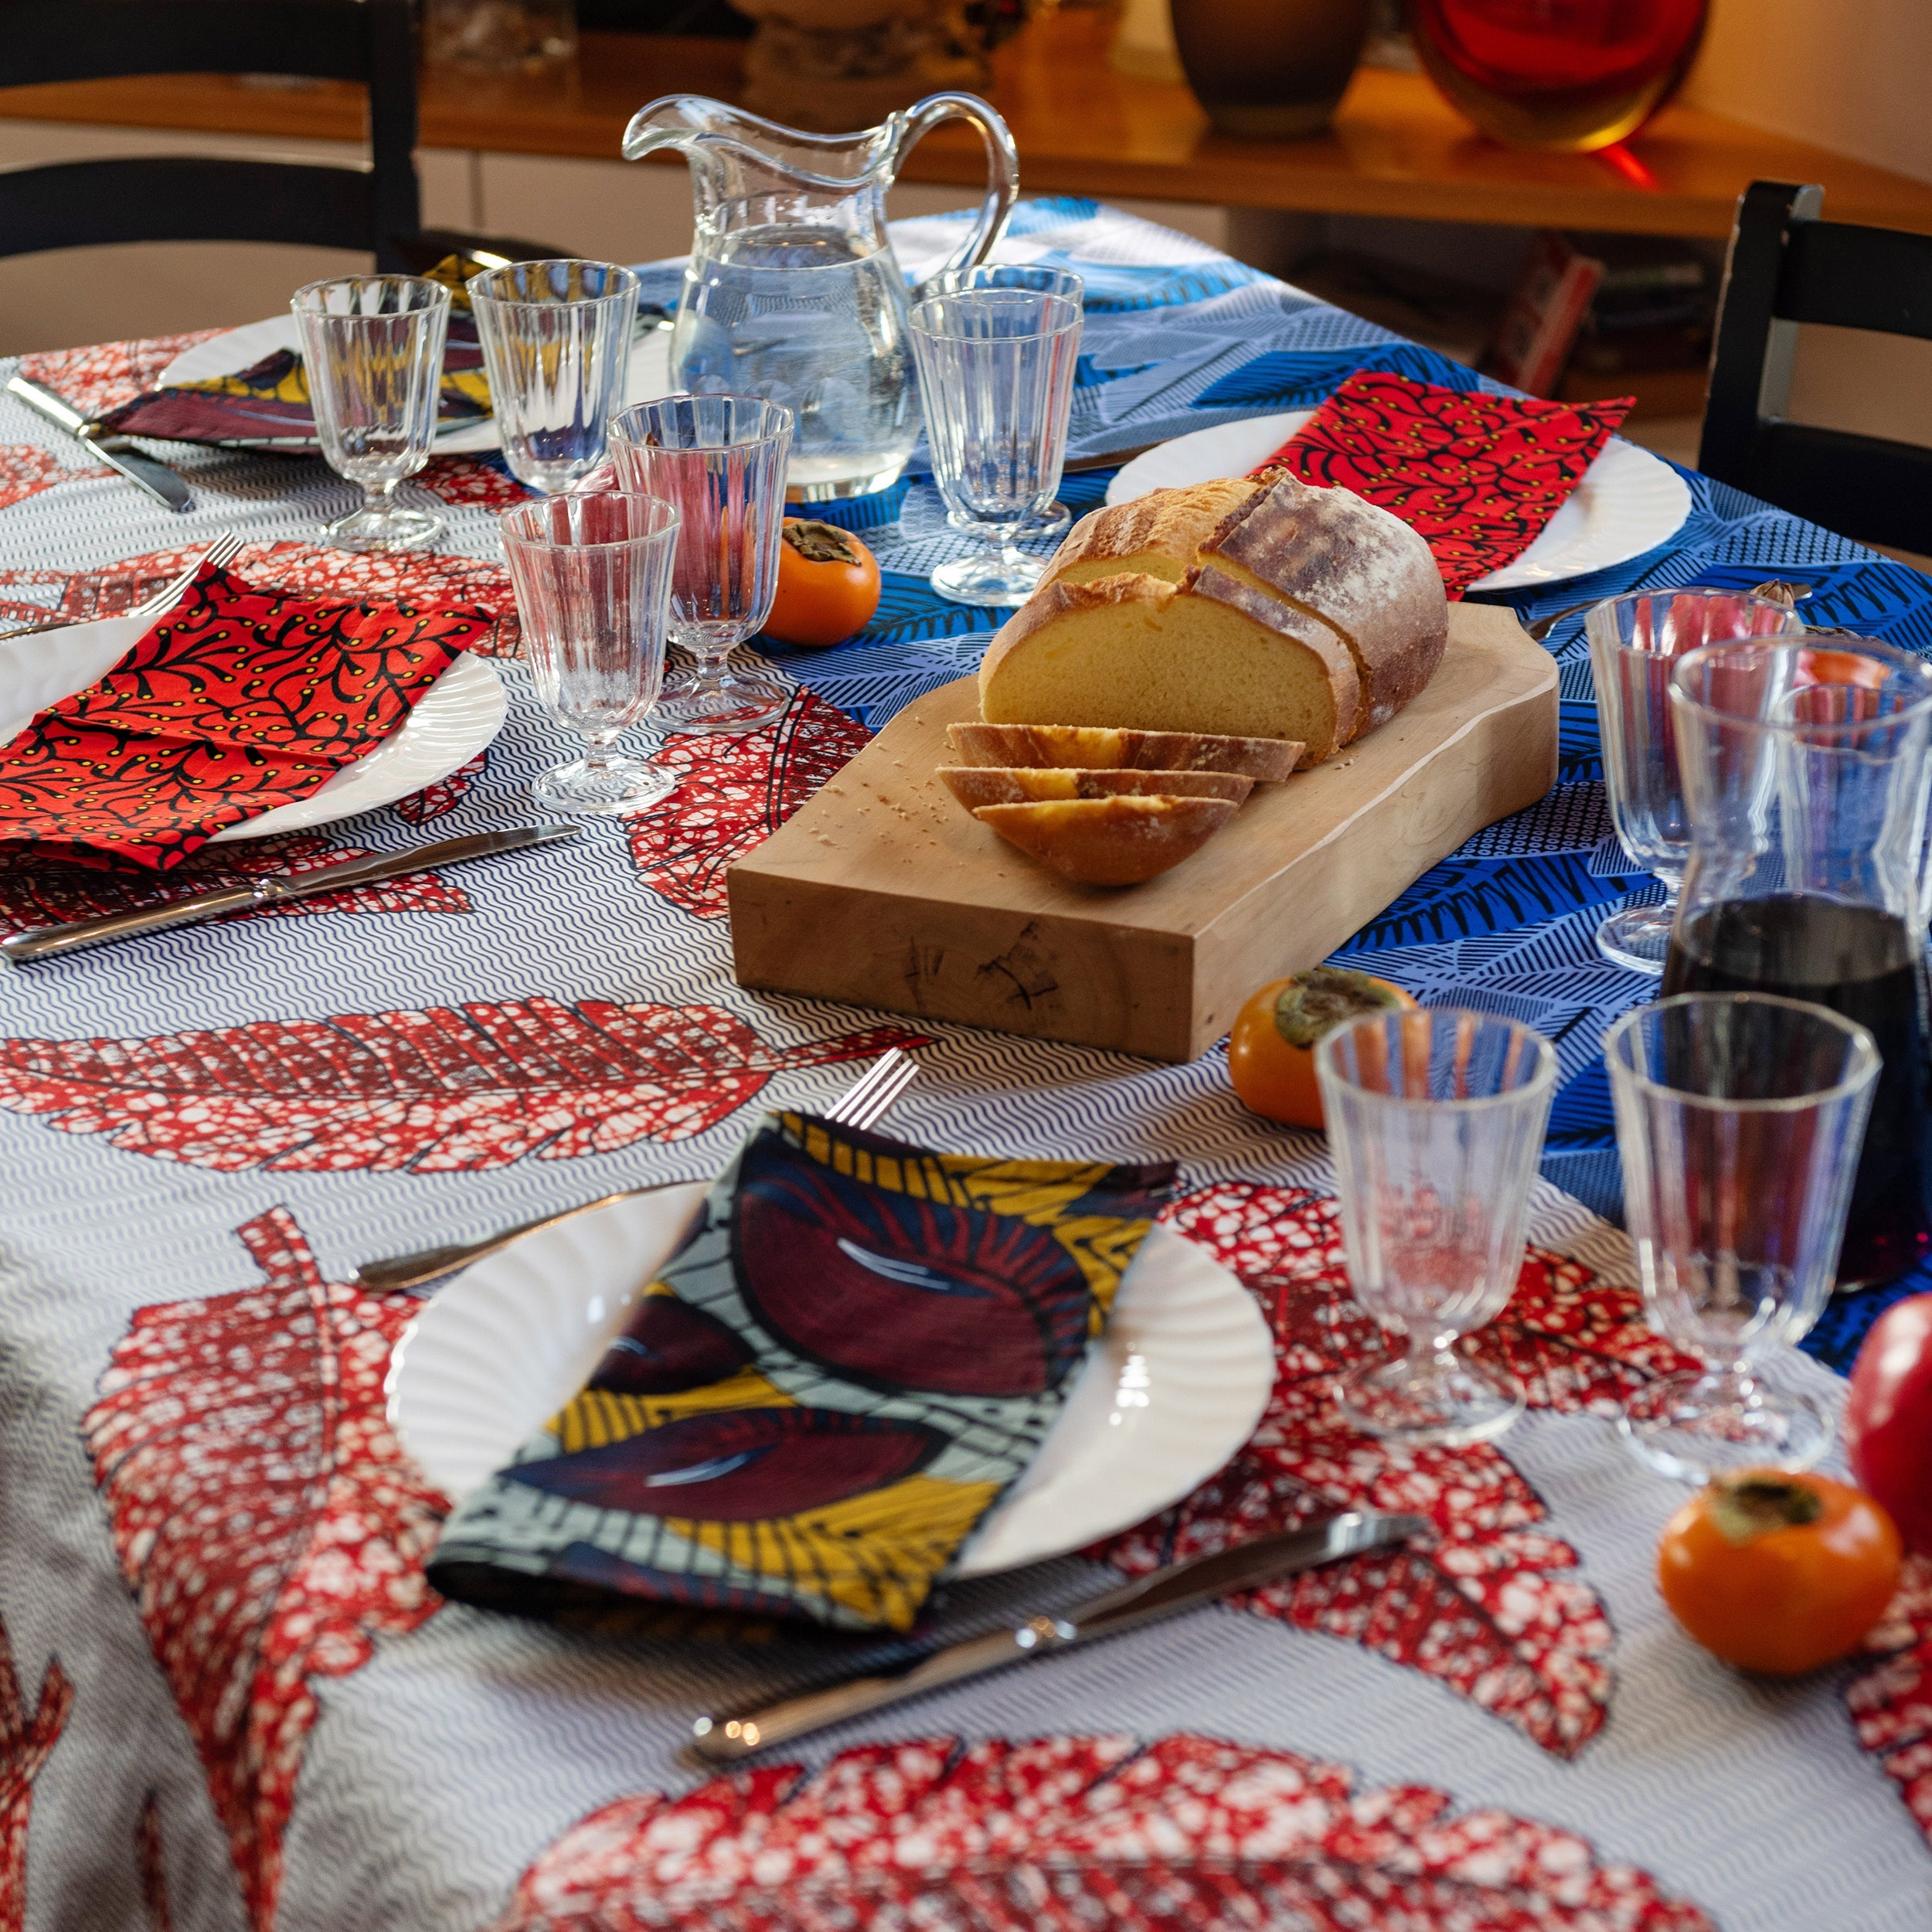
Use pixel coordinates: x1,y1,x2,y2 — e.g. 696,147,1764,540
1662,893,1932,1287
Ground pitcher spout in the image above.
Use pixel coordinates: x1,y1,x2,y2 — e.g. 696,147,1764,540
621,94,902,194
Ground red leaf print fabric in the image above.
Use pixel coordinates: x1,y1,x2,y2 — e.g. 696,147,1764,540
1095,1183,1699,1757
629,685,870,917
492,1731,1716,1932
1850,1553,1932,1845
0,542,520,660
81,1208,447,1932
15,329,223,420
0,562,488,869
0,444,111,509
417,455,530,512
0,832,469,941
0,998,923,1171
1257,371,1633,598
393,750,488,824
0,1620,72,1932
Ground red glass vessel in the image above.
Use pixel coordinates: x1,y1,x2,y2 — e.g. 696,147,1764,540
1411,0,1709,152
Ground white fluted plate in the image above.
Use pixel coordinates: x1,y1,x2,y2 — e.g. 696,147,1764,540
1104,408,1691,591
386,1182,1274,1579
0,614,505,842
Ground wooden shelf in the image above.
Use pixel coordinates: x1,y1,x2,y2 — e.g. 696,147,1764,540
3,13,1930,240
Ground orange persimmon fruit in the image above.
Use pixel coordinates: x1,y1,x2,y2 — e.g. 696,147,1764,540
1226,967,1417,1129
764,519,882,648
1656,1468,1903,1676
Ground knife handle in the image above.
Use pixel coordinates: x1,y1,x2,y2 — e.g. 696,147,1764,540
2,884,262,964
689,1618,1074,1765
6,374,87,434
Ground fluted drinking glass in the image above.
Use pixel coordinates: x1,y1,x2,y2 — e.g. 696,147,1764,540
291,275,450,553
608,394,793,735
1317,1007,1557,1446
498,492,680,815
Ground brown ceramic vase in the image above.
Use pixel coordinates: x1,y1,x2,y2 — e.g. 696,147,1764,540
1168,0,1373,138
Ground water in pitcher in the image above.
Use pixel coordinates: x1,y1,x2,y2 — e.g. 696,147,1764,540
672,223,919,498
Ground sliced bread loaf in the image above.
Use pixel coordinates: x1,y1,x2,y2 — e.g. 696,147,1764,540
973,794,1237,886
945,721,1301,780
938,766,1253,809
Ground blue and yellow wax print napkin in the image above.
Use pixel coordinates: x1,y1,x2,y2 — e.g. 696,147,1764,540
427,1112,1176,1632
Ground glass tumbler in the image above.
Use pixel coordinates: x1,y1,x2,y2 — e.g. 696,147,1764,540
1316,1007,1558,1446
608,394,794,736
909,287,1083,608
498,492,680,815
1605,993,1879,1481
468,260,639,495
920,264,1085,552
291,275,451,553
1586,588,1803,973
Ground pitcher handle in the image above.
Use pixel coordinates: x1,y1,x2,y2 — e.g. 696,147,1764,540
892,93,1019,281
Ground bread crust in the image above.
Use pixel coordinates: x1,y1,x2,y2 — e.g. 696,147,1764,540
945,721,1301,781
973,794,1236,886
938,766,1253,808
1043,478,1259,590
1207,471,1447,736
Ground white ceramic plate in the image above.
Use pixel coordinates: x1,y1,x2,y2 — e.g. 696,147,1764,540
0,614,505,842
157,321,675,454
386,1183,1274,1579
1105,409,1691,592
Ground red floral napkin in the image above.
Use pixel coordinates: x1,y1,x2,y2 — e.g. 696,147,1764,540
1253,369,1634,599
0,562,491,869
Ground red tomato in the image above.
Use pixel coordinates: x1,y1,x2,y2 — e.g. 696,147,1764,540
1845,1291,1932,1556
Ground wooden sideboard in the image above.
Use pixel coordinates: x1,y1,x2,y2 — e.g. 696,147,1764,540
2,12,1930,240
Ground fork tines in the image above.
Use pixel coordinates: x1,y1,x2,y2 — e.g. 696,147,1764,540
822,1048,919,1132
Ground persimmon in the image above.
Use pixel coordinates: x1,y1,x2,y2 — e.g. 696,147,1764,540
1226,968,1417,1129
764,519,881,648
1656,1469,1902,1676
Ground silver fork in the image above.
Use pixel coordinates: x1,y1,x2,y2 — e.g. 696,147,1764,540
1523,577,1812,643
355,1047,921,1294
0,531,245,644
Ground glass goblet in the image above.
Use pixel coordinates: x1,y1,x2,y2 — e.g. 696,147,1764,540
498,492,681,815
607,394,794,735
291,274,450,553
909,287,1083,608
1317,1006,1558,1446
468,259,639,495
1605,992,1879,1481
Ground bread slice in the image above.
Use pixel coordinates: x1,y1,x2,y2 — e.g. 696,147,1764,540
939,765,1253,809
977,570,1356,764
946,721,1300,780
973,794,1236,886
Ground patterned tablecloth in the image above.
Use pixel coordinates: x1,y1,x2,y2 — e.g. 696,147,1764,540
0,202,1927,1932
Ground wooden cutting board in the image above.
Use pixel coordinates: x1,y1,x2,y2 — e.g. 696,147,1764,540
730,603,1557,1063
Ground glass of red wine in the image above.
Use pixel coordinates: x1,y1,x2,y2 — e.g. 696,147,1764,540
1606,993,1879,1480
1586,589,1804,975
1665,637,1932,1288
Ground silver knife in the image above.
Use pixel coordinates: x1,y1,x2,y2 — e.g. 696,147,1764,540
689,1509,1429,1765
6,375,193,512
1,824,581,964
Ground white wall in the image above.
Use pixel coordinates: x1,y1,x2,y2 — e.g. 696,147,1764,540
1681,0,1932,186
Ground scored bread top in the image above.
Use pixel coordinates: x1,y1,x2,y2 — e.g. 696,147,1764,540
946,719,1301,781
1044,478,1258,590
938,765,1253,809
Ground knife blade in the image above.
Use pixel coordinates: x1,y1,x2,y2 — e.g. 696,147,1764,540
7,375,193,512
688,1509,1429,1765
0,824,581,964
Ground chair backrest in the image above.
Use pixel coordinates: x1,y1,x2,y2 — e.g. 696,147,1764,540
1699,179,1932,554
0,0,418,270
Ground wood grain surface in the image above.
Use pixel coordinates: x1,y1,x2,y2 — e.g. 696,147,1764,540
729,600,1558,1063
5,14,1932,237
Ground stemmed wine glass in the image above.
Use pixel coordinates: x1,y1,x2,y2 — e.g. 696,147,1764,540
498,492,681,815
1316,1006,1558,1446
1605,992,1879,1480
468,259,639,495
291,274,450,553
607,395,794,734
1585,588,1803,972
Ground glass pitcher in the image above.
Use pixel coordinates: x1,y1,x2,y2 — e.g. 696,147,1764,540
1665,636,1932,1287
623,93,1019,500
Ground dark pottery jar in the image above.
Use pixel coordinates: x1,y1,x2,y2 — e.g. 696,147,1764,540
1411,0,1709,152
1170,0,1375,138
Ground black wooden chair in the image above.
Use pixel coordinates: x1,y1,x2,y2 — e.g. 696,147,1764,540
1699,179,1932,554
0,0,556,274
